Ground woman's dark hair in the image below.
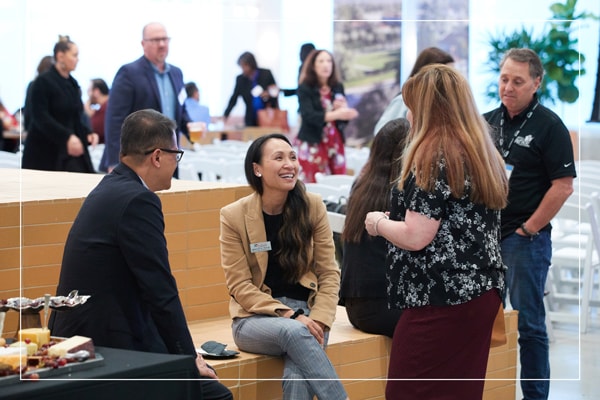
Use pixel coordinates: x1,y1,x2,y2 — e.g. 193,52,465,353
53,35,74,59
36,55,54,75
244,133,314,282
299,43,315,62
91,78,109,95
408,47,454,78
237,51,258,71
299,49,341,88
342,118,411,243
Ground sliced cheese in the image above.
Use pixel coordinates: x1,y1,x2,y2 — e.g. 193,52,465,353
0,354,26,370
9,340,38,356
48,335,95,358
18,327,51,346
0,347,27,369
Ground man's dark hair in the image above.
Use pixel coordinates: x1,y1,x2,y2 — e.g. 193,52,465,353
185,82,198,98
120,109,176,160
91,78,109,95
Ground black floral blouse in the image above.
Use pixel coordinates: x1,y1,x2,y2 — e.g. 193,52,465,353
386,163,505,309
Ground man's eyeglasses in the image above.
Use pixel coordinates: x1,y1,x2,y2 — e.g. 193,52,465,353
144,148,184,162
143,37,171,44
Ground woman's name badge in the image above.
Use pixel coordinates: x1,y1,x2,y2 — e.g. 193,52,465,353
250,241,272,253
505,164,513,180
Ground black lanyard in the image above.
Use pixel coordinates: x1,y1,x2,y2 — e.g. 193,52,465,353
499,101,539,159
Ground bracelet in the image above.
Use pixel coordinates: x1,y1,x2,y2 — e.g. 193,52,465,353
520,223,539,237
373,214,389,236
290,309,304,319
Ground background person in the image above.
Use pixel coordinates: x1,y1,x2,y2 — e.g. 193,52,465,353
22,35,97,173
84,78,110,144
219,133,348,400
373,46,454,136
49,109,232,400
101,22,185,173
23,55,54,133
0,99,19,152
483,48,576,400
282,42,316,97
183,81,211,127
365,64,508,399
296,49,358,182
339,117,409,338
223,51,279,127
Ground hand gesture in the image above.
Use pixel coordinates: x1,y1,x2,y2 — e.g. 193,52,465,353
295,314,325,345
337,107,359,121
195,353,219,380
87,133,99,147
67,134,84,157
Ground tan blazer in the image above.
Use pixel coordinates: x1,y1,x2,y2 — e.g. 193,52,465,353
220,191,340,328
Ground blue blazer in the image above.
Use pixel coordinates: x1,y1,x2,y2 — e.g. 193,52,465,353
100,57,185,171
49,163,196,357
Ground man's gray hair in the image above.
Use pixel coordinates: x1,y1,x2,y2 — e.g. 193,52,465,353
500,48,544,81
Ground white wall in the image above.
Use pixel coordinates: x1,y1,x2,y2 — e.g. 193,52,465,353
0,0,598,130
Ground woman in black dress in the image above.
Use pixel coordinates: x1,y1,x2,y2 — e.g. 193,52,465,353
23,35,97,173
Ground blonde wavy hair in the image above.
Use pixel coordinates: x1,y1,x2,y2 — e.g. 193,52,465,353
400,64,508,210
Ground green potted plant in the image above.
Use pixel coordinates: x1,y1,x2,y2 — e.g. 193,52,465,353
485,0,597,105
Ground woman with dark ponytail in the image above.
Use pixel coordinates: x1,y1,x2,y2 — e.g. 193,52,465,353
23,35,98,172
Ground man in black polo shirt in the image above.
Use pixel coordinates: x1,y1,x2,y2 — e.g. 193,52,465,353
484,48,576,400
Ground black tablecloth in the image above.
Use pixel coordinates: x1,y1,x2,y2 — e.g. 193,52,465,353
1,346,203,400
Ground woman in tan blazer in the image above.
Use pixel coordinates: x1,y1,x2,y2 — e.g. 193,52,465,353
220,133,348,400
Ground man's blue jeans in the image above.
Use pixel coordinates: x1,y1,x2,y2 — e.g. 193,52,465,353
502,231,551,400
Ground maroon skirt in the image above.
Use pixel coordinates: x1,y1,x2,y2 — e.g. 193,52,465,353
386,289,501,400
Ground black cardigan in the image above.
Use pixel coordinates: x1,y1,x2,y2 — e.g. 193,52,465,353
297,82,348,144
22,66,93,172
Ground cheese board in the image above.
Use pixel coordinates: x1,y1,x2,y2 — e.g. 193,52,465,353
0,336,102,386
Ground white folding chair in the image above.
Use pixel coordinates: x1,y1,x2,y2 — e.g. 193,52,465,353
546,193,600,333
186,157,226,182
344,146,369,176
0,150,20,168
327,211,346,234
177,161,200,181
315,172,354,186
304,183,347,203
217,159,245,183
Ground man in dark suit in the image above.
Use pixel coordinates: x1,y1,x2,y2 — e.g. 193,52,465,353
100,22,185,172
50,109,232,400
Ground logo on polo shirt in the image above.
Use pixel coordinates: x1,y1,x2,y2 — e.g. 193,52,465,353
515,135,534,148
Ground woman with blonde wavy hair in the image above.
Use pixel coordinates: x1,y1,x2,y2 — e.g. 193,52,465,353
365,64,508,400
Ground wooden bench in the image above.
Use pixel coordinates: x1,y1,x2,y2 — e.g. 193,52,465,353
189,306,518,400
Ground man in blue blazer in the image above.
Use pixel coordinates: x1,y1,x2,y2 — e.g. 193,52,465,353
100,22,185,172
51,109,232,400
